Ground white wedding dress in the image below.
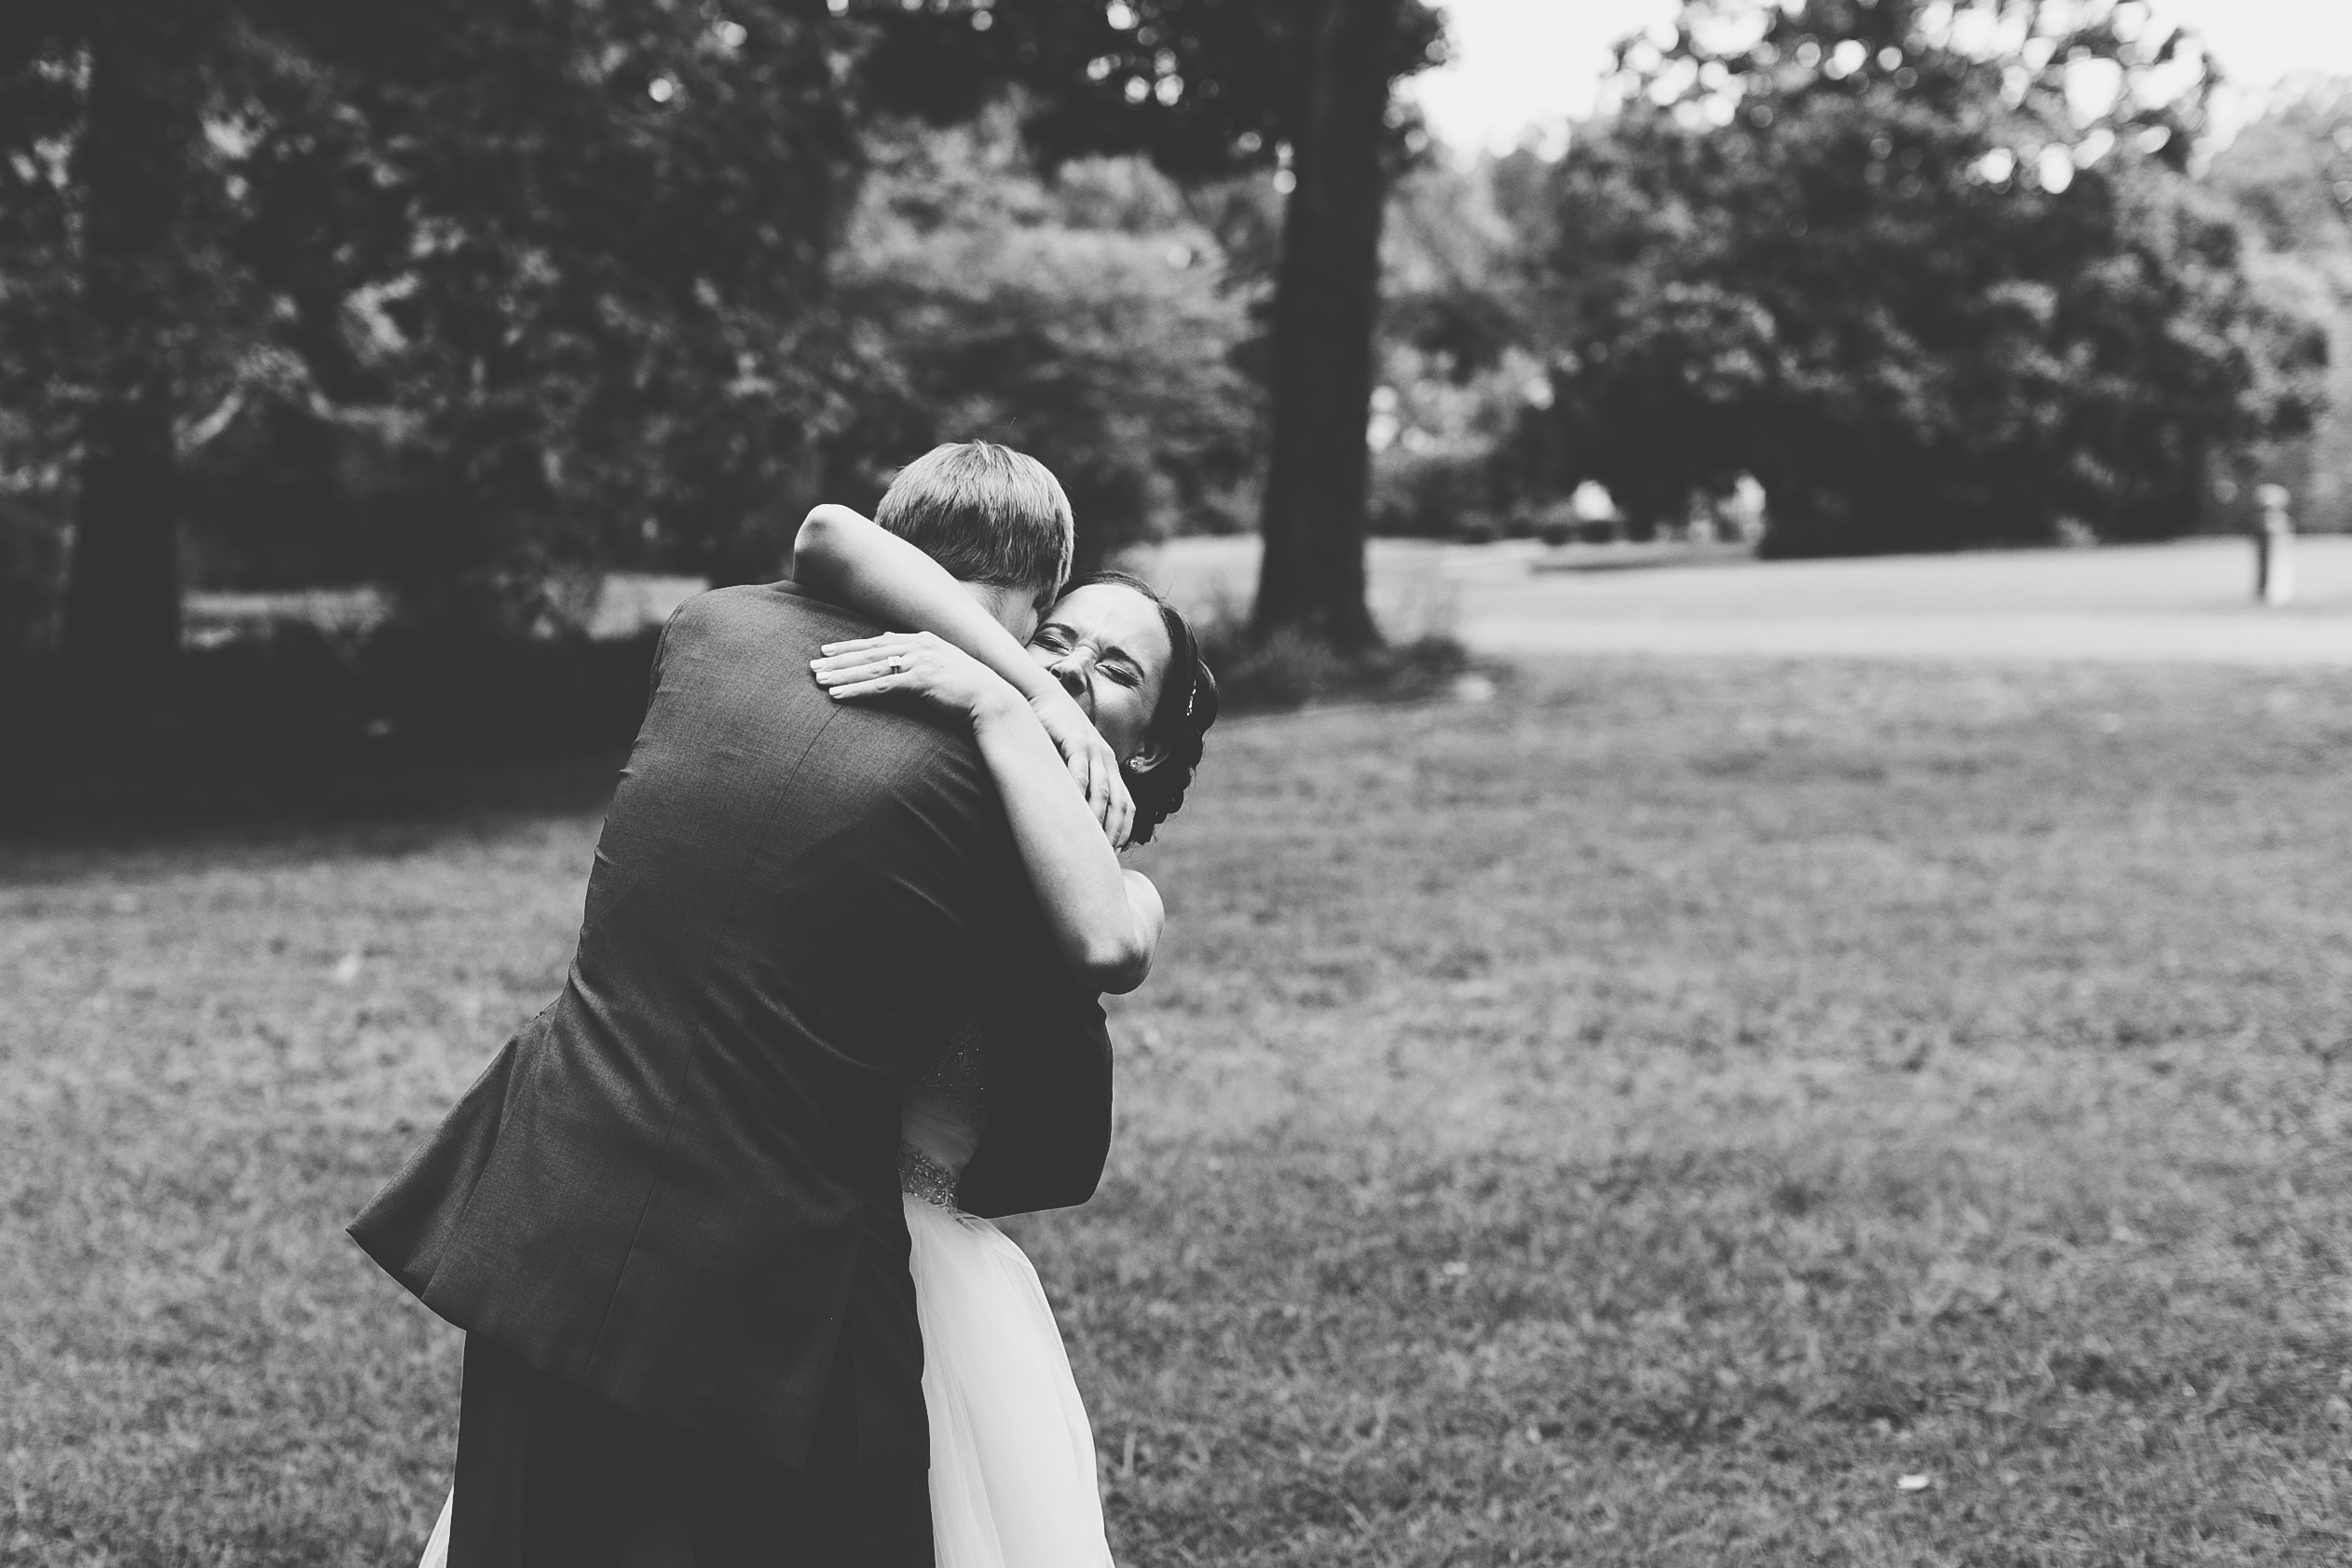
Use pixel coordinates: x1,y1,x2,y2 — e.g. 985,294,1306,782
416,1029,1114,1568
897,1029,1116,1568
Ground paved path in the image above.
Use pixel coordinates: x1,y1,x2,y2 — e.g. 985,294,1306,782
1142,536,2352,666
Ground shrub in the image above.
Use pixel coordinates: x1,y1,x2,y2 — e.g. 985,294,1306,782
8,625,662,773
826,117,1265,575
0,491,67,657
1194,614,1472,715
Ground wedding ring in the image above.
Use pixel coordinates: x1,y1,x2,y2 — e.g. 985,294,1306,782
887,654,908,673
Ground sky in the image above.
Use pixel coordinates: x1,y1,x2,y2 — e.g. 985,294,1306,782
1409,0,2352,157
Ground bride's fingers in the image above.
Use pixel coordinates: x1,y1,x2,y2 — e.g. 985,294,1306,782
1080,755,1114,834
810,650,902,675
816,634,910,658
824,674,902,701
811,653,923,685
1101,780,1122,842
812,665,894,688
1087,760,1117,837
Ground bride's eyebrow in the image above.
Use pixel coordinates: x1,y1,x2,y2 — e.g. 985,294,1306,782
1032,621,1138,670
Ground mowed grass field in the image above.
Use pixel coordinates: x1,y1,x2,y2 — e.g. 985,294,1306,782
1145,535,2352,666
5,655,2350,1566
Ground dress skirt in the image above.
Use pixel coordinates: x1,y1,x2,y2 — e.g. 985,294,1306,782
414,1197,1111,1568
906,1193,1114,1568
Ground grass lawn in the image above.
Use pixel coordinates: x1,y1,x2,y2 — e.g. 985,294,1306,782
4,656,2349,1566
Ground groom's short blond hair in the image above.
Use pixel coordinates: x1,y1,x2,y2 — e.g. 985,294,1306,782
874,442,1074,596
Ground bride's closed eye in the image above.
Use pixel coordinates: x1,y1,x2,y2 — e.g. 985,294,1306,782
1036,623,1142,689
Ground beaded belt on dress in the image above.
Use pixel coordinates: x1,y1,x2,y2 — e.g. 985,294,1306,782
898,1142,961,1209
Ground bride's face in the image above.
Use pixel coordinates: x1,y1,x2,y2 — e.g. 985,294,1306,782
1027,583,1172,768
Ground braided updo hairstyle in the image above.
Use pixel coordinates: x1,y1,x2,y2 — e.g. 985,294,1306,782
1062,571,1218,845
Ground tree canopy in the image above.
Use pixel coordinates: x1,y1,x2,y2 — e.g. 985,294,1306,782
2204,79,2352,531
860,0,1440,178
826,112,1264,572
5,0,861,676
861,0,1447,646
6,0,1449,672
10,0,2335,698
1517,0,2329,555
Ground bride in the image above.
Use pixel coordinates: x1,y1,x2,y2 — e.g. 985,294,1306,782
417,505,1218,1568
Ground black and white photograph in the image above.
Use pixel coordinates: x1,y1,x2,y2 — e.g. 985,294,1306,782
5,0,2350,1563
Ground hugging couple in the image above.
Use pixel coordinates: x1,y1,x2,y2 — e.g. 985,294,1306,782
350,441,1221,1568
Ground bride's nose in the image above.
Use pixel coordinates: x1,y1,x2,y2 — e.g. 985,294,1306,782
1051,654,1088,704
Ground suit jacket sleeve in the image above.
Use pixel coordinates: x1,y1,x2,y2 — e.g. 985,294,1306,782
954,964,1114,1220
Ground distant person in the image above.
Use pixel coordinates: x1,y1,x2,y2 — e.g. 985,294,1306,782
354,441,1213,1568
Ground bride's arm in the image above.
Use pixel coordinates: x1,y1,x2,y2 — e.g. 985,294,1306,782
791,504,1132,845
812,634,1164,994
972,690,1166,995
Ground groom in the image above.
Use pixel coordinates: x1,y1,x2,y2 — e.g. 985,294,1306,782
351,443,1114,1568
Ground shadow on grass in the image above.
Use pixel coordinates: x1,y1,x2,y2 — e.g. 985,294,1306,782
1,750,629,852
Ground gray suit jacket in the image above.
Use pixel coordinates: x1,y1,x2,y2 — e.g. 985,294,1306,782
349,582,1112,1469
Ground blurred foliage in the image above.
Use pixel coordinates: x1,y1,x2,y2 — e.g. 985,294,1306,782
1512,0,2331,556
0,488,69,658
248,0,859,607
861,0,1448,648
858,0,1442,181
14,0,2345,680
2208,80,2352,261
3,0,1421,658
1365,157,1552,538
1,621,664,770
4,0,860,651
2203,80,2352,530
822,111,1265,573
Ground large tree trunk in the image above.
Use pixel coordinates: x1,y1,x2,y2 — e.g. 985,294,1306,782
1250,0,1400,649
61,14,198,700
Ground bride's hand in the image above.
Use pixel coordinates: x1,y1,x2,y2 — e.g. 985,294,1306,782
813,633,1019,726
812,633,1136,849
1027,687,1134,850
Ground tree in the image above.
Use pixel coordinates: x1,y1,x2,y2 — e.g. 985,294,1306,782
3,4,239,694
2205,79,2352,531
826,115,1263,574
2207,80,2352,258
860,0,1445,648
1,0,859,685
1365,154,1552,539
1519,0,2328,555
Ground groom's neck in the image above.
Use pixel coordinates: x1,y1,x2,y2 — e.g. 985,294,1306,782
958,579,1040,639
